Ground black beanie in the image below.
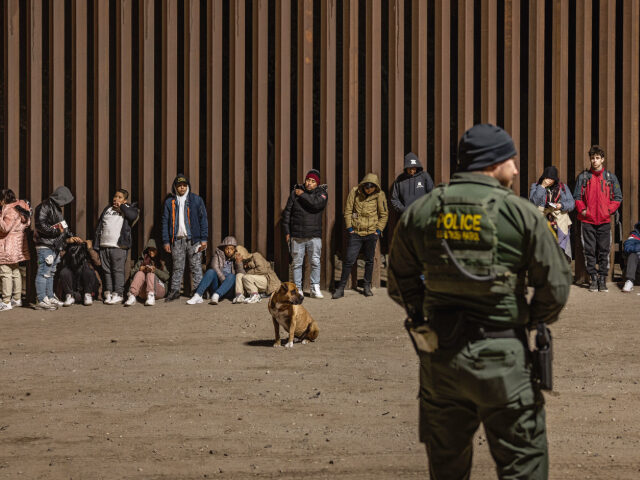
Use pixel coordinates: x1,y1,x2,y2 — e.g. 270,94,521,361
458,124,517,172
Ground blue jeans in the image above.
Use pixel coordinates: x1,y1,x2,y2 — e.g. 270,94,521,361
35,247,61,302
291,237,322,288
196,269,235,299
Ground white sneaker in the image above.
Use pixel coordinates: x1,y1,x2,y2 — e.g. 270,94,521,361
103,291,112,304
244,293,261,304
124,294,137,306
310,284,324,298
63,294,75,307
622,280,634,292
10,299,21,307
35,297,57,310
145,292,155,306
109,293,123,304
84,293,93,305
49,295,64,307
232,294,246,304
0,302,12,311
186,293,203,305
209,293,220,305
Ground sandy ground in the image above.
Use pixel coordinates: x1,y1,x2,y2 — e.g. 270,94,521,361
1,284,639,479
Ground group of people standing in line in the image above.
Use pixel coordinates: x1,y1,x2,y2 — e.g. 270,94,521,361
0,142,637,311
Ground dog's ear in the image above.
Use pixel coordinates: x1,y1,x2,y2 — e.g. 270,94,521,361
279,283,288,294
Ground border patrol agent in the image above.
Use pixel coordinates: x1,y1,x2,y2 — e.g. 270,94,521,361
388,124,571,480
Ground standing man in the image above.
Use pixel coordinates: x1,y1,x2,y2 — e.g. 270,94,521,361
390,152,434,214
573,145,622,292
388,124,571,480
33,186,84,310
282,168,328,298
162,174,208,301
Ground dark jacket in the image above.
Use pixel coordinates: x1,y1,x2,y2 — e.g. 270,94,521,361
34,186,74,251
623,222,640,254
390,153,434,213
94,203,140,250
282,184,328,239
573,168,622,225
161,174,209,246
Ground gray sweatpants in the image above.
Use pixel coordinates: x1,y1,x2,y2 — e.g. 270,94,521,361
170,237,203,293
99,247,128,295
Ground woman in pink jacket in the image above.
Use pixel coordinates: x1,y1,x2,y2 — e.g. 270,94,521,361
0,189,31,310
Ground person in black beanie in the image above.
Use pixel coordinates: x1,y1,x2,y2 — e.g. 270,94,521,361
388,123,571,480
390,152,434,213
282,169,328,298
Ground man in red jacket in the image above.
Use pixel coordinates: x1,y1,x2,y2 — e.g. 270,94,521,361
573,145,622,292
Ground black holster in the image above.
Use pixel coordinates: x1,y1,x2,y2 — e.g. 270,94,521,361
532,323,553,391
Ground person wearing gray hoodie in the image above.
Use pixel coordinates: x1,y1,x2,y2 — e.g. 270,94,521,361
390,152,434,214
33,186,83,310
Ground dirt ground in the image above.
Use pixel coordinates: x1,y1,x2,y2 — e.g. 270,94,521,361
1,284,639,479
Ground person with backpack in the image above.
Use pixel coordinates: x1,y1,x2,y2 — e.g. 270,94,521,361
529,165,575,260
573,145,622,292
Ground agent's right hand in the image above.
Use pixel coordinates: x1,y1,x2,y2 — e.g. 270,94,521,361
164,244,171,254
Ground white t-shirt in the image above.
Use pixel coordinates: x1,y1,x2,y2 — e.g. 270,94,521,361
100,207,125,248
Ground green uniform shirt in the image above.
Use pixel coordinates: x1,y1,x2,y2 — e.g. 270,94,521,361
388,172,571,327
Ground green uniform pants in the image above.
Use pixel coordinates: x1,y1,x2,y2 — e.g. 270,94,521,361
418,338,548,480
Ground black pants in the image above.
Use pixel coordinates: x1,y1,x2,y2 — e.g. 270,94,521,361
581,222,611,277
338,233,378,287
625,252,640,282
59,265,99,302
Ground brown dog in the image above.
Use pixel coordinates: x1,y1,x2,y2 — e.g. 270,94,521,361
268,282,319,348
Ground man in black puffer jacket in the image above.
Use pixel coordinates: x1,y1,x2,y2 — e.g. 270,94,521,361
390,152,434,214
34,186,83,310
282,169,328,298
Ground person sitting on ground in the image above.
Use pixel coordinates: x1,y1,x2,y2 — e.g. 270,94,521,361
235,247,281,304
529,165,575,260
0,189,31,311
389,152,434,214
94,188,140,305
59,240,102,307
282,168,328,298
186,236,245,305
333,173,388,299
34,186,83,310
622,221,640,293
125,239,170,306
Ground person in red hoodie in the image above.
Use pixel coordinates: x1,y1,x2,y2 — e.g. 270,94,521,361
573,145,622,292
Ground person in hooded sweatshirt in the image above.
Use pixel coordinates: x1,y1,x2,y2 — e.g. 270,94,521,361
33,186,83,310
529,165,575,260
622,221,640,292
0,189,31,311
390,152,434,214
332,173,388,299
161,174,209,301
124,239,170,306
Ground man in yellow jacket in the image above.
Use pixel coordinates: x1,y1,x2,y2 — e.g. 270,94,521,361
333,173,388,299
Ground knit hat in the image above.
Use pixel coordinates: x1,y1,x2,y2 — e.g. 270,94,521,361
458,124,517,172
305,169,320,184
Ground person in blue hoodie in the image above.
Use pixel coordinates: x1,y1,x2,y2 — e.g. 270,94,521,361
389,152,434,214
162,174,208,301
622,221,640,292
